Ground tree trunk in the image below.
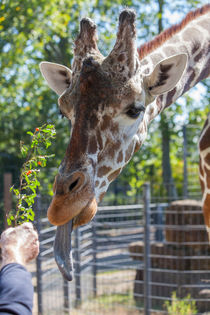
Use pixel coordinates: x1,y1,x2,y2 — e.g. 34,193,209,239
160,113,177,199
158,0,177,199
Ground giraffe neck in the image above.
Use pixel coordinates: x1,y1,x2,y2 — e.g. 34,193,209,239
141,5,210,122
199,113,210,240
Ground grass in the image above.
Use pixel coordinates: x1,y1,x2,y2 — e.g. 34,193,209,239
71,290,140,315
91,291,134,307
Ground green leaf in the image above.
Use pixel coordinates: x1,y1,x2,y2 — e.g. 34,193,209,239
27,131,33,136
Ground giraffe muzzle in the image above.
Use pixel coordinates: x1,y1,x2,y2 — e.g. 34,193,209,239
47,171,98,227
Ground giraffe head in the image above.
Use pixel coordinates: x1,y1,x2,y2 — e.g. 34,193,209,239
40,10,187,279
40,10,187,227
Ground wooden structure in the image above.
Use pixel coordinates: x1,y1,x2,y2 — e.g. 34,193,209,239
129,200,210,312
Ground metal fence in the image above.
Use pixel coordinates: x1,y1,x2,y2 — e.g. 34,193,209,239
34,183,210,315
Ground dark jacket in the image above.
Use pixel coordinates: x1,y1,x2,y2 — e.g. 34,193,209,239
0,263,33,314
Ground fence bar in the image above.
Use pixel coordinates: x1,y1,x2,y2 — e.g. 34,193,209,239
35,195,43,315
183,125,188,198
92,220,97,297
154,204,163,242
63,279,70,311
143,183,151,315
74,228,81,306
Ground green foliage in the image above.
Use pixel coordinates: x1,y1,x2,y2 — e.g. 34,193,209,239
164,291,198,315
7,124,56,226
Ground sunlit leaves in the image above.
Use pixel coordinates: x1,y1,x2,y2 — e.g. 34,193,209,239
7,124,56,226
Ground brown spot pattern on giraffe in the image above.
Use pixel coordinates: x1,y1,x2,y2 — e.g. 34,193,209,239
182,68,196,95
125,144,134,163
118,54,125,62
204,166,210,189
203,194,210,227
166,88,176,108
106,145,115,160
95,180,99,187
101,115,110,131
97,166,112,177
191,42,201,55
134,141,142,153
199,176,205,193
96,129,103,151
110,122,119,134
99,192,106,202
100,181,106,188
199,126,210,151
199,160,204,177
117,151,123,164
108,169,121,182
204,153,210,165
88,136,98,154
196,55,210,84
202,118,209,131
194,49,205,63
105,140,121,160
89,113,99,129
138,122,145,134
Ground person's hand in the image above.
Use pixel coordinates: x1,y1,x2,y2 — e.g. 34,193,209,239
0,222,39,269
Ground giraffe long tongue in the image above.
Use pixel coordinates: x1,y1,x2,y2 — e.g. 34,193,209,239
54,220,73,281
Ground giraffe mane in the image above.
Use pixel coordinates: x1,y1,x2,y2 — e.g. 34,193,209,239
138,4,210,59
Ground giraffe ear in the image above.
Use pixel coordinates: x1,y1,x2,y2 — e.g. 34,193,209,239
39,62,72,96
144,54,187,96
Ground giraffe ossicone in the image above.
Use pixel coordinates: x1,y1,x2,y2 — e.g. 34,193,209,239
40,5,210,280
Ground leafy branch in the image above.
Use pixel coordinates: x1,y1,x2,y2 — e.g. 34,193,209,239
7,124,56,226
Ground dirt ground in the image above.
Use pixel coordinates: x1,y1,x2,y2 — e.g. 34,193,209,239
29,260,141,315
29,261,210,315
71,306,163,315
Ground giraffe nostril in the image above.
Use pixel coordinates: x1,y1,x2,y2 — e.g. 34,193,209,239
69,178,79,192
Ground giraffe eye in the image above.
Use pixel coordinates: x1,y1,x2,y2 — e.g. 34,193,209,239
125,104,145,119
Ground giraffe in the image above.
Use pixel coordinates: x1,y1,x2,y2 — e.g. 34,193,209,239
199,113,210,241
40,5,210,279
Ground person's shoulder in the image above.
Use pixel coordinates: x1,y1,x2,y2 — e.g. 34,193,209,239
1,263,27,274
